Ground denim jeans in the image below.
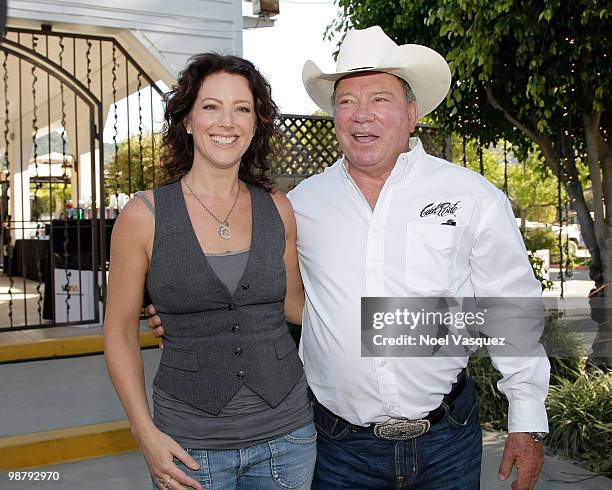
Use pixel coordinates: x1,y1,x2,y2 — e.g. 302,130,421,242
152,422,316,490
312,379,482,489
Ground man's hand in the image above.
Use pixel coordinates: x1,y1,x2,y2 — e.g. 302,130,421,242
499,432,544,490
146,304,165,340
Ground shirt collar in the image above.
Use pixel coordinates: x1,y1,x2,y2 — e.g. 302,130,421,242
339,136,425,184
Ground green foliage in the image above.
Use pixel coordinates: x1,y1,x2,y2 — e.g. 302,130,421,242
469,311,588,431
451,137,563,223
30,183,72,220
464,313,604,468
105,132,164,199
468,356,507,430
524,227,557,252
452,137,503,184
424,0,609,140
528,253,553,291
506,149,561,224
540,312,589,383
523,227,576,265
546,368,612,477
474,356,612,477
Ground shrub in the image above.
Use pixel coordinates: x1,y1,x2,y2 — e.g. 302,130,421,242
540,313,589,383
546,368,612,477
528,252,553,291
523,227,576,265
470,312,589,430
524,227,557,252
469,355,507,431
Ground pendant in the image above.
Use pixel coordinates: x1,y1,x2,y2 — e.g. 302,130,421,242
220,221,232,240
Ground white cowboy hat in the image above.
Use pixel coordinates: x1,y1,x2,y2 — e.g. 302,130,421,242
302,26,451,117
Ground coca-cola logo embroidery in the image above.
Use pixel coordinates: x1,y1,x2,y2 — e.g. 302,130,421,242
420,201,461,218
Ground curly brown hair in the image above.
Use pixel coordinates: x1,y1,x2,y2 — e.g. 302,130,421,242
161,53,279,191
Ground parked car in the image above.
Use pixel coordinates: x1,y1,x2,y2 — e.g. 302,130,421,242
516,219,586,256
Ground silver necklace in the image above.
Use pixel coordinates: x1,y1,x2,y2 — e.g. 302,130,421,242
183,177,240,240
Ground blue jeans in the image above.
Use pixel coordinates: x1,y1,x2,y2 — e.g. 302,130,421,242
153,422,316,490
312,379,482,489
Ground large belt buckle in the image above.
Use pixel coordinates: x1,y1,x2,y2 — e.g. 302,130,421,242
373,419,431,440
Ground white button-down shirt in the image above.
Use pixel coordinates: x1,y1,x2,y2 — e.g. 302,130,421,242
288,137,549,432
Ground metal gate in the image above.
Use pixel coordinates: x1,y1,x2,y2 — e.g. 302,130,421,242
0,26,165,331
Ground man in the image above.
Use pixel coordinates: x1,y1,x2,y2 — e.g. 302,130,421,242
149,26,549,489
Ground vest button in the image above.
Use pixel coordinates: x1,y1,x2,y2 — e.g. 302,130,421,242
231,324,240,333
228,303,236,311
235,347,243,356
236,370,246,378
241,282,249,290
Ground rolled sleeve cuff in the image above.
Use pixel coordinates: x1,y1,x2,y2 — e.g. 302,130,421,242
507,399,549,433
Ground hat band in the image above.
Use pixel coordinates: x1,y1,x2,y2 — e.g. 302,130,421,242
348,66,374,71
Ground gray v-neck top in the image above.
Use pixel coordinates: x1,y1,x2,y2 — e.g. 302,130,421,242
206,248,251,295
135,190,311,449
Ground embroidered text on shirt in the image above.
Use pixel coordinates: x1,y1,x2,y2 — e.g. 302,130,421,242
420,201,461,218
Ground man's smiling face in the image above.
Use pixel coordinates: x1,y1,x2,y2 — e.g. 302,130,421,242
333,72,417,176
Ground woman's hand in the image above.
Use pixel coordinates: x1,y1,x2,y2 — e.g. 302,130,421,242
140,428,203,490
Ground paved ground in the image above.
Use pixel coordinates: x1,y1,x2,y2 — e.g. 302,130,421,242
543,266,592,299
481,431,611,490
1,431,610,489
0,276,53,328
0,350,160,438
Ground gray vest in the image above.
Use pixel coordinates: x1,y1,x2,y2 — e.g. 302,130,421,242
147,181,304,415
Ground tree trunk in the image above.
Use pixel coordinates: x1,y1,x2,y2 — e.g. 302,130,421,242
589,224,612,369
444,133,453,162
582,113,612,368
583,113,606,250
597,120,612,236
546,126,610,368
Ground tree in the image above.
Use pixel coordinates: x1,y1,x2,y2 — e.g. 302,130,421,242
506,147,575,225
329,0,611,366
454,138,562,224
104,132,164,201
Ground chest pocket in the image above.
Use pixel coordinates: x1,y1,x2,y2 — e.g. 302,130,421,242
405,223,464,294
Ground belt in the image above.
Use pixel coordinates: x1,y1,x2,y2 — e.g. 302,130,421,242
314,368,469,441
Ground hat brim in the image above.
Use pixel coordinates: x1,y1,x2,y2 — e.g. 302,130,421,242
302,44,451,118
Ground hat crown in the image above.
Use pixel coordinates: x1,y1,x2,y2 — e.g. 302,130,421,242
336,26,398,72
302,25,451,118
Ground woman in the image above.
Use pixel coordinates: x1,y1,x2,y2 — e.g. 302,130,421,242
104,53,315,490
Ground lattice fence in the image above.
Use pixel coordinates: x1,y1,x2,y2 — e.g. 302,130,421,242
271,115,341,176
271,114,446,177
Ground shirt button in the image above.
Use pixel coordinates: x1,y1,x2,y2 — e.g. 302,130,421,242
236,370,246,378
241,282,250,290
235,347,243,356
228,303,236,311
380,361,386,367
231,324,240,333
388,405,394,410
